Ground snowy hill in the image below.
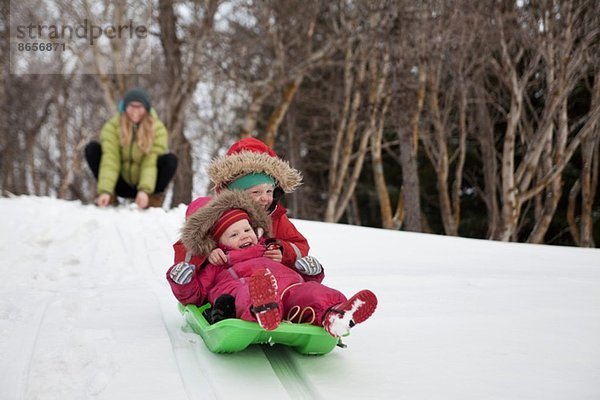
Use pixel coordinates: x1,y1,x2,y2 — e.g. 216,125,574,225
1,196,599,400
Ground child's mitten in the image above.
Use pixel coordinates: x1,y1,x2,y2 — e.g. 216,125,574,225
169,261,195,285
294,255,322,276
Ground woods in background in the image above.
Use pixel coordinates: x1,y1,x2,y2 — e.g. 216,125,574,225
1,0,599,247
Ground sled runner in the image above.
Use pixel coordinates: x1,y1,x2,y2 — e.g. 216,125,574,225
178,303,339,355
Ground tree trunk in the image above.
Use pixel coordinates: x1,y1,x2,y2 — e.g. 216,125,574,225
284,115,299,216
497,29,524,241
241,86,272,138
371,117,393,228
579,126,599,247
158,0,218,206
396,66,426,232
347,193,362,226
527,96,567,243
58,85,71,199
567,179,581,246
426,66,457,236
452,81,468,230
368,50,393,229
329,50,387,223
474,85,500,239
324,49,366,222
165,88,197,206
170,123,193,206
264,77,303,148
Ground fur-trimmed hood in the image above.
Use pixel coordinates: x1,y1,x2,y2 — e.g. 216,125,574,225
181,191,272,256
207,151,302,193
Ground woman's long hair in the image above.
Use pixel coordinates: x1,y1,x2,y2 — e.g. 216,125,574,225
119,112,155,154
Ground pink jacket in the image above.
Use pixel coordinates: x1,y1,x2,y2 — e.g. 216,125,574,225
166,191,338,325
167,242,345,325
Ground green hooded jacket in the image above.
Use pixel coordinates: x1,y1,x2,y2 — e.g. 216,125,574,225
97,111,168,194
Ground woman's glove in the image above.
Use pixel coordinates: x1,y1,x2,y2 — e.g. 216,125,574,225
169,261,195,285
294,256,322,276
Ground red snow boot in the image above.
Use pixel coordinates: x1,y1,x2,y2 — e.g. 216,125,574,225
322,289,378,338
249,268,281,331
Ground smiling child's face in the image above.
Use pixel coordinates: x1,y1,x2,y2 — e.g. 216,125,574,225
243,183,274,210
218,219,258,250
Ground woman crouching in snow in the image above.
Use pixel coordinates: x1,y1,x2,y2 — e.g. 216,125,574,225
166,191,377,338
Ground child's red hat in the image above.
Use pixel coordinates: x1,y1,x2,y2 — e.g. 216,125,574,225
226,137,277,157
211,209,250,241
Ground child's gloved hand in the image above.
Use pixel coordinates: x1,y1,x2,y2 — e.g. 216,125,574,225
169,261,195,285
208,248,227,265
264,238,283,263
294,256,322,276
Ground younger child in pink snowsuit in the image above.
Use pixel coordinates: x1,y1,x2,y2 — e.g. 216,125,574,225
166,190,377,337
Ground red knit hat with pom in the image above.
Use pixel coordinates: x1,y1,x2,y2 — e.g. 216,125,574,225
226,137,277,157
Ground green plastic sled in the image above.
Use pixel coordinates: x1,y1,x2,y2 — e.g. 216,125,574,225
178,303,339,355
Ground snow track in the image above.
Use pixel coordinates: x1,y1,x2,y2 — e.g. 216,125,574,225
16,300,51,400
263,346,323,400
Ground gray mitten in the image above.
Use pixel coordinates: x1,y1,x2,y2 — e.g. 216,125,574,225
294,255,323,276
169,261,195,285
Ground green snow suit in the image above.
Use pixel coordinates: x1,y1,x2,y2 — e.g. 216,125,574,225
97,111,168,195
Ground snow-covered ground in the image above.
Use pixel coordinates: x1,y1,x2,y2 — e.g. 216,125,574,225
1,196,599,400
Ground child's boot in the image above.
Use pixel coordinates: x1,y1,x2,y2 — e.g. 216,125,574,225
249,268,281,331
211,294,236,323
322,289,378,337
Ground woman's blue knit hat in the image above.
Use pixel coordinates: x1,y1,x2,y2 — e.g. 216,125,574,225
122,88,151,111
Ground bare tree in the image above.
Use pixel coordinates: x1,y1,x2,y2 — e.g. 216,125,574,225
216,0,340,146
368,47,393,228
324,41,366,223
158,0,221,205
405,3,478,236
490,2,600,242
388,4,427,232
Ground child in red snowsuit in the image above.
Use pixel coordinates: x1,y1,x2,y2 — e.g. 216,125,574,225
166,190,377,337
